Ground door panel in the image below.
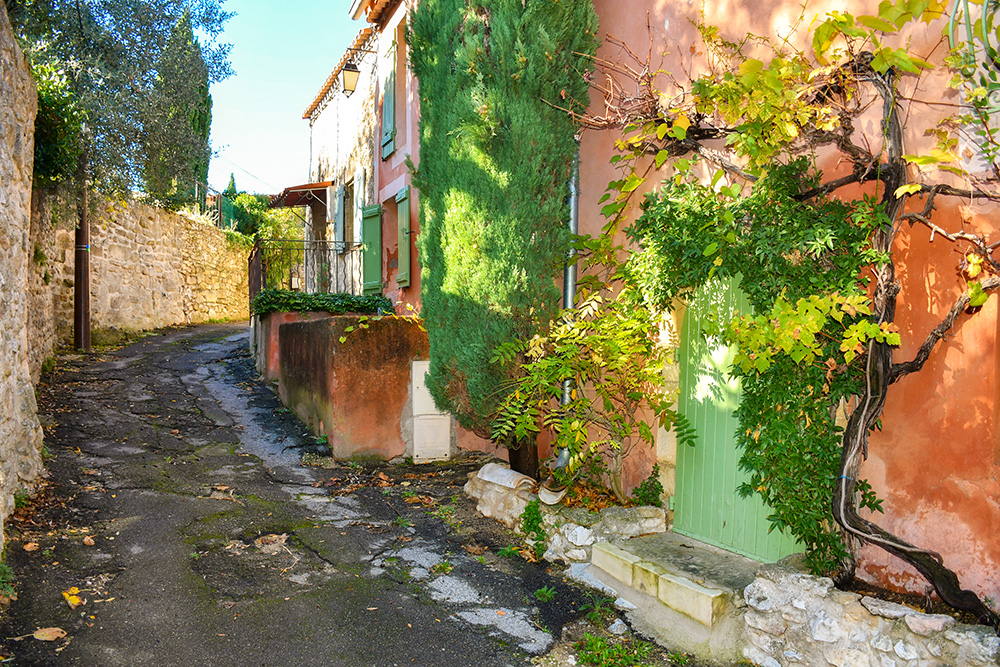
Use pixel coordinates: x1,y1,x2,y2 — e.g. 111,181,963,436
674,276,800,562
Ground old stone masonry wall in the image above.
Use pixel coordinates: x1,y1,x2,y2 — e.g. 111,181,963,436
0,3,45,545
27,194,250,380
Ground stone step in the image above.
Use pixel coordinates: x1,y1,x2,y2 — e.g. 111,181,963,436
591,531,763,628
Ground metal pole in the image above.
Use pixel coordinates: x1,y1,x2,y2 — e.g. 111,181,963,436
74,181,91,351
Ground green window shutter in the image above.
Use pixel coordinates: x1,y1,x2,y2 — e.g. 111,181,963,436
395,186,410,287
361,204,382,295
333,185,345,245
381,45,396,160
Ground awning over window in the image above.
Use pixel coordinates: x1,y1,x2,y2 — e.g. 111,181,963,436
268,181,333,209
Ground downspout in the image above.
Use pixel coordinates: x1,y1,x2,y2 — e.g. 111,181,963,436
539,153,579,505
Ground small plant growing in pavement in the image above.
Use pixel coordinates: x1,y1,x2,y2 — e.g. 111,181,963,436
581,592,616,626
0,563,17,598
520,499,547,559
575,633,653,667
498,545,520,558
533,586,556,603
392,516,413,528
13,489,30,510
668,651,691,666
431,560,454,575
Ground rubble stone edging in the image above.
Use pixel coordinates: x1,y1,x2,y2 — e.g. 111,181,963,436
743,564,1000,667
463,465,667,563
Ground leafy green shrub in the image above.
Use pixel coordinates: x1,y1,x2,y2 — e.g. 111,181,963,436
630,465,664,508
250,288,393,317
581,592,616,625
13,489,30,510
493,292,675,503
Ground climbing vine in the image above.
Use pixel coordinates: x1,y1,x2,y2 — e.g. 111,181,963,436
567,0,999,626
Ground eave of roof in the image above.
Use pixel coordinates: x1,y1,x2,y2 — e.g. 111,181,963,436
269,181,333,209
301,27,374,120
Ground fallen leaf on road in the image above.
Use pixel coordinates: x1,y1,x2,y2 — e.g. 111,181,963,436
81,469,99,476
208,484,236,500
62,588,84,609
82,536,95,546
497,610,506,616
254,533,287,555
33,627,67,641
462,544,487,555
23,543,38,552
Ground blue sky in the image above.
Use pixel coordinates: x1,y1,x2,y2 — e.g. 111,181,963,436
206,0,362,194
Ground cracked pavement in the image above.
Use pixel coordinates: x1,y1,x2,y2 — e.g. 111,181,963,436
0,323,594,666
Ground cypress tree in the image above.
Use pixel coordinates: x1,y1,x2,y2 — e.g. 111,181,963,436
410,0,597,474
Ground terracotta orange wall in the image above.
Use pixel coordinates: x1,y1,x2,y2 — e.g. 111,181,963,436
587,0,999,599
860,200,1000,602
278,315,429,459
253,311,335,383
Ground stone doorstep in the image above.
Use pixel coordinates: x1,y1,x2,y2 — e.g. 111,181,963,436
592,537,744,628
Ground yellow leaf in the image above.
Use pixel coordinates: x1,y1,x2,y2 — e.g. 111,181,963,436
62,590,84,609
673,114,691,131
894,183,921,198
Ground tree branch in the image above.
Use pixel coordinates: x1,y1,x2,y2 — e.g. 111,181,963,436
889,276,1000,384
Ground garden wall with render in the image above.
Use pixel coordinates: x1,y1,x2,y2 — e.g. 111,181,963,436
0,1,45,549
26,192,250,381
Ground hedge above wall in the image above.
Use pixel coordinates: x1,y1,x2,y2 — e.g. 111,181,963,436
250,288,394,317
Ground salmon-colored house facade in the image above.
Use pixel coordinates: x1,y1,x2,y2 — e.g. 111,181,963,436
581,0,1000,605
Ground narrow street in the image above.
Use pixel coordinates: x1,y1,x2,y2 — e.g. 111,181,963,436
0,323,594,666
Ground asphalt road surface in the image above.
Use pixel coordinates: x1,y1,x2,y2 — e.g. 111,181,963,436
0,323,595,666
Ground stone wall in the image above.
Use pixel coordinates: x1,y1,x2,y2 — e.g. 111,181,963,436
743,564,1000,667
0,2,45,544
27,192,250,379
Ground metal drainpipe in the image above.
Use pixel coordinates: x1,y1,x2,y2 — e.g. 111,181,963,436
540,153,579,504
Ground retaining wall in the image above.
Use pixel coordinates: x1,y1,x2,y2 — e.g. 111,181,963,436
27,192,250,380
0,2,44,547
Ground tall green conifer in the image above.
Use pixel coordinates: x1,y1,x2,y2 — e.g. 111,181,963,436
410,0,597,474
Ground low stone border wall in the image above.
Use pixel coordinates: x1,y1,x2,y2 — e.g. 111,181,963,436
464,463,667,563
744,564,1000,667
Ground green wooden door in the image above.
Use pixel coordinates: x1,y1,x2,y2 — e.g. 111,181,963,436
674,276,800,562
361,204,382,295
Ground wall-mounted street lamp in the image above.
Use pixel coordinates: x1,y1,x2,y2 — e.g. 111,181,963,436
341,62,361,96
340,46,375,97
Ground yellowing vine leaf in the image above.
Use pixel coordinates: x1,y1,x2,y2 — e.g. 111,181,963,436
894,183,921,198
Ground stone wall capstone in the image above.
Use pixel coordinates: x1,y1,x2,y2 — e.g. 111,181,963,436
0,0,44,547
